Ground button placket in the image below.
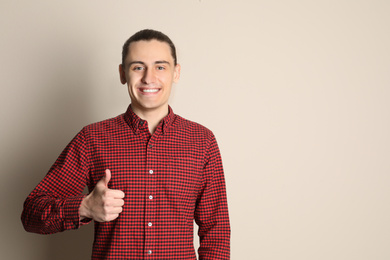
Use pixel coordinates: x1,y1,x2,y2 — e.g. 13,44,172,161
145,133,163,257
145,137,158,258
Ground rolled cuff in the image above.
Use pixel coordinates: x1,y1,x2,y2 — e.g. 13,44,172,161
63,195,92,230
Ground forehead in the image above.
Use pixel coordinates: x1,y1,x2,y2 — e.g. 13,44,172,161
127,40,173,63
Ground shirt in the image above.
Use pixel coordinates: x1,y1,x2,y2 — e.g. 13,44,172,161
21,105,230,259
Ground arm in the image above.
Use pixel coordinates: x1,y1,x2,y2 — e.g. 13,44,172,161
195,133,230,259
21,130,91,234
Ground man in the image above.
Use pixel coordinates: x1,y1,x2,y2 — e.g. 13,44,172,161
22,29,230,259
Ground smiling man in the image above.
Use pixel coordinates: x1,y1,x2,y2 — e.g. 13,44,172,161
119,37,181,134
22,29,230,259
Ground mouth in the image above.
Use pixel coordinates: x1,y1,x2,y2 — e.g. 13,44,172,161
141,88,159,93
138,88,160,95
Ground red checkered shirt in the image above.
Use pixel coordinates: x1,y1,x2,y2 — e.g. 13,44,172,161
21,105,230,259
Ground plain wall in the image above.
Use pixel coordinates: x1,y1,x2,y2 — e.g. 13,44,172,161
1,0,389,259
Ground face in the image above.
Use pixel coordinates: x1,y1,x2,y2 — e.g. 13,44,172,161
119,40,180,115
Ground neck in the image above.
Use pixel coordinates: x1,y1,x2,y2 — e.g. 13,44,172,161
131,105,169,134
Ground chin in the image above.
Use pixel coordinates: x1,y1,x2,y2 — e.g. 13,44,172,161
140,103,164,110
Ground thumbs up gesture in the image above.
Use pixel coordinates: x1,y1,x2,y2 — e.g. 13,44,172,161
79,169,125,222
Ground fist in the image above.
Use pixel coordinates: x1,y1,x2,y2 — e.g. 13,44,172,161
79,169,125,222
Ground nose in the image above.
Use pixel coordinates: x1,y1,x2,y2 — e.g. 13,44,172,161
141,68,156,84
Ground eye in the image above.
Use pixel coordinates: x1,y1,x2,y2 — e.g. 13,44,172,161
157,66,165,70
132,66,144,71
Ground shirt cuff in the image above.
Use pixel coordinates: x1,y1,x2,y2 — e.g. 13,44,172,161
63,195,92,230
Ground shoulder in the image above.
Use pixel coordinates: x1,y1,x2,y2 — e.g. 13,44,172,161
172,114,216,141
80,114,126,137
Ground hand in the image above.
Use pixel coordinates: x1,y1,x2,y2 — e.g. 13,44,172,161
79,169,125,222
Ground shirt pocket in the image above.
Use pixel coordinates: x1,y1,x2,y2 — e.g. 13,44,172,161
162,156,202,205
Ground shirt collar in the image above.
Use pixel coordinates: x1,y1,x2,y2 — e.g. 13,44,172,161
124,104,175,134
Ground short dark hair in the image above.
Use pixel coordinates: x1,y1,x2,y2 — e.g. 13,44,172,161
122,29,177,66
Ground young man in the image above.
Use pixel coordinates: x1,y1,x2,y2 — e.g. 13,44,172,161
22,29,230,259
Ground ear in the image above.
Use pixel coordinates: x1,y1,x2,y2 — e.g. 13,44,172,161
119,64,127,84
173,64,181,83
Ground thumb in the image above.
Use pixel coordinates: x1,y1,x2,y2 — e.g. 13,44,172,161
97,169,111,187
103,169,111,187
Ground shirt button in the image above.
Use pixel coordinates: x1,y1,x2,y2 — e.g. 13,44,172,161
147,250,152,254
149,144,153,148
149,170,154,174
149,195,153,200
148,222,153,227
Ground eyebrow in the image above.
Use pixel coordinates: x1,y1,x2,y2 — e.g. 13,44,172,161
128,60,171,67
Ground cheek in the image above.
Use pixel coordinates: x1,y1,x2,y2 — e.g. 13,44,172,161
128,76,140,89
161,74,175,85
126,82,137,96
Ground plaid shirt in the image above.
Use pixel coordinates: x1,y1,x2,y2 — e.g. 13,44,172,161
22,105,230,259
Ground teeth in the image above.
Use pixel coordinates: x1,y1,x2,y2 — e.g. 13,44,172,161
142,89,159,93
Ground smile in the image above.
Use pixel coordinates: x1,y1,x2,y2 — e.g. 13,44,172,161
142,89,159,93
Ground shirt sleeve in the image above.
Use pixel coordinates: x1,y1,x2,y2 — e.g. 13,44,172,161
21,129,91,234
195,132,231,259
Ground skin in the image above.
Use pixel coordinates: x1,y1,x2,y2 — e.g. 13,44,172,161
79,39,180,222
119,39,181,134
79,169,125,222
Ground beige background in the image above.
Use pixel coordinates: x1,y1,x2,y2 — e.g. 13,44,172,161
1,0,389,259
